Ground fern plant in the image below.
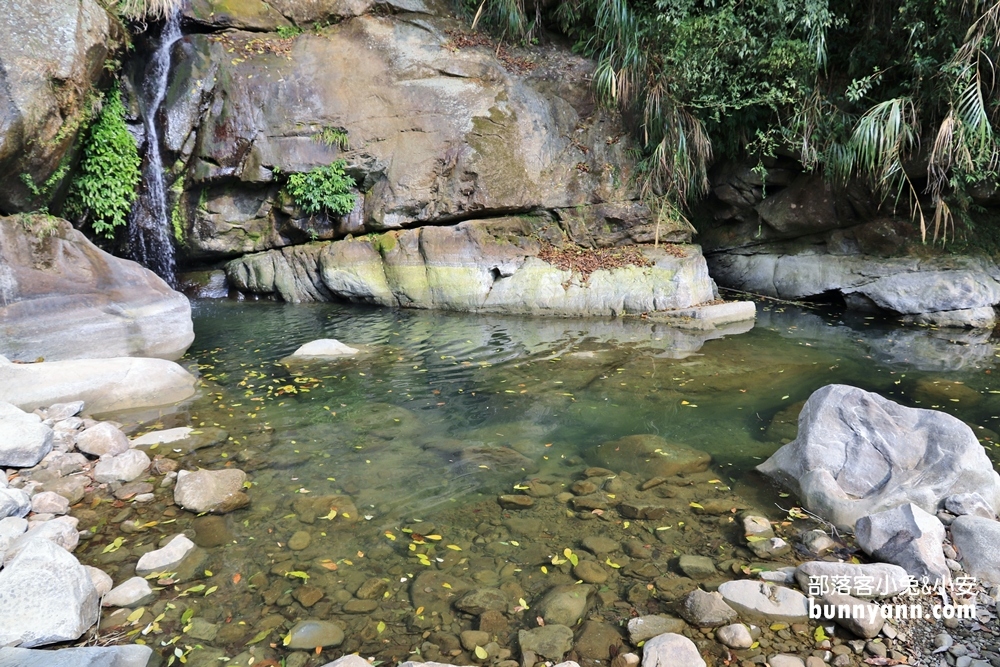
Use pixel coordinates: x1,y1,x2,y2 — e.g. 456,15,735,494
285,160,357,216
64,86,141,240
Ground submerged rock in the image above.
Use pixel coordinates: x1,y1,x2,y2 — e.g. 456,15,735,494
591,434,710,478
756,384,1000,530
518,625,575,661
285,620,344,649
538,585,592,627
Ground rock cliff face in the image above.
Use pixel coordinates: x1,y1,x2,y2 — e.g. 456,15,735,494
160,0,678,262
225,216,717,315
0,216,194,361
0,0,122,212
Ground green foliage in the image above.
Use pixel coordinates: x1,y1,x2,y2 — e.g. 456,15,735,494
314,127,349,150
20,165,69,204
285,161,357,216
469,0,1000,242
276,24,303,38
64,86,141,239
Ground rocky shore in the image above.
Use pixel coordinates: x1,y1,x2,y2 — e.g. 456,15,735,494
2,376,999,667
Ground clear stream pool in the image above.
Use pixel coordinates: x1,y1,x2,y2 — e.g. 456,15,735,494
79,300,1000,666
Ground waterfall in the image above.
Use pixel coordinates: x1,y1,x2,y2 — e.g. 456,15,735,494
128,10,182,286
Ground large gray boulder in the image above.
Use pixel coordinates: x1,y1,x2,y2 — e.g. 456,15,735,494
0,217,194,362
708,250,1000,325
0,0,121,212
950,515,1000,584
757,384,1000,530
855,503,950,585
0,538,99,647
0,645,151,666
0,356,196,413
0,402,52,467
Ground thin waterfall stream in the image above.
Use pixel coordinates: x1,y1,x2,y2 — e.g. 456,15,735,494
128,10,182,286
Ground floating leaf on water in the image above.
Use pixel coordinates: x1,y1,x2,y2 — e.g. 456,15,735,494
656,526,671,531
708,479,722,484
778,492,790,498
247,629,271,645
415,606,425,615
540,566,548,574
518,598,529,609
232,573,242,584
285,571,310,582
180,609,194,625
563,548,579,567
474,646,488,660
205,586,218,596
446,544,462,551
442,582,452,589
689,502,704,509
385,532,396,541
425,535,442,541
282,632,292,646
102,537,125,554
605,557,621,569
513,484,529,490
127,608,145,624
377,621,386,634
623,521,630,528
550,555,566,565
509,540,519,546
204,570,213,577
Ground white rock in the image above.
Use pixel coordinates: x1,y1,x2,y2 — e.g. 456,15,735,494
30,491,70,515
0,402,53,468
0,645,152,666
84,566,113,597
0,357,197,414
4,515,80,564
92,449,150,484
135,534,196,576
715,624,753,649
0,487,31,520
717,580,810,623
102,576,155,607
768,656,805,667
173,468,249,514
640,633,706,667
626,615,686,643
319,657,374,667
41,401,85,422
130,427,193,447
288,339,360,359
0,538,99,647
75,422,130,458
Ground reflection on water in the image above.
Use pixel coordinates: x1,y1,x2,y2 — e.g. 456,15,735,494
83,300,1000,664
